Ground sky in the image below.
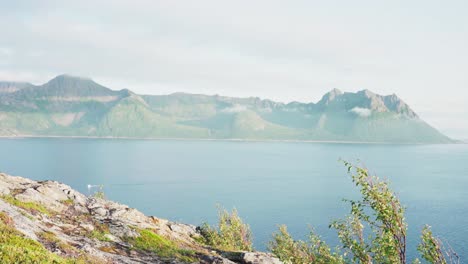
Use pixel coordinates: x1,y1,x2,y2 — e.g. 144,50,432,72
0,0,467,139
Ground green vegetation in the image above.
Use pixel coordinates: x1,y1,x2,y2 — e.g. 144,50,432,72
1,195,51,215
418,225,458,264
60,199,74,206
92,185,106,199
269,225,343,264
89,230,112,242
0,211,103,263
0,212,14,227
329,160,408,263
0,160,459,263
124,229,196,262
93,191,105,200
267,161,459,264
198,207,253,252
37,231,75,254
88,221,112,242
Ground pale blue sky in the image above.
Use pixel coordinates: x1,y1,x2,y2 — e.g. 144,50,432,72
0,0,467,138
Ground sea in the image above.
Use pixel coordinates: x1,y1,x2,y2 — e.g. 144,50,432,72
0,138,466,260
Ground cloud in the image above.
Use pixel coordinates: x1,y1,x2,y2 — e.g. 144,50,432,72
350,107,372,117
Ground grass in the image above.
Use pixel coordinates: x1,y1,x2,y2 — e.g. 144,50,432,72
88,221,112,242
60,199,74,206
125,229,196,262
0,211,106,264
99,246,118,254
1,195,51,216
37,231,76,254
90,230,112,242
0,211,89,263
0,212,14,227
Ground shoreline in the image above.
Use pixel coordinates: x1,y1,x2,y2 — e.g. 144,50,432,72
0,135,462,145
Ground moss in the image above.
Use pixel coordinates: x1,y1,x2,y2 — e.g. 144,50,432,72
0,212,14,227
0,211,106,264
0,219,68,263
88,221,112,242
37,231,76,254
89,230,112,242
60,199,74,206
19,211,34,220
1,195,51,216
38,231,61,244
125,229,196,262
99,246,118,254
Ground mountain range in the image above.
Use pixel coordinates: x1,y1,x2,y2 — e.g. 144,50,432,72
0,74,454,143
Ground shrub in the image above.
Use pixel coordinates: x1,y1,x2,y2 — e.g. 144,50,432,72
93,191,105,200
418,225,459,264
90,185,105,199
199,207,253,251
329,161,407,263
269,161,458,264
269,225,343,264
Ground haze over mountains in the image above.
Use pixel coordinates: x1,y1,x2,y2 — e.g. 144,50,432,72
0,75,453,143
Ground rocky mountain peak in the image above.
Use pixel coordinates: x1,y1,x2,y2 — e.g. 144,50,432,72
358,89,375,97
39,74,117,97
383,93,418,118
0,74,450,142
318,88,343,105
0,81,34,94
45,74,95,88
354,89,388,112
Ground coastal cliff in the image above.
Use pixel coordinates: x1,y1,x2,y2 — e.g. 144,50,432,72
0,173,281,264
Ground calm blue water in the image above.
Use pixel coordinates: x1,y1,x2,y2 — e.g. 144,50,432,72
0,138,466,260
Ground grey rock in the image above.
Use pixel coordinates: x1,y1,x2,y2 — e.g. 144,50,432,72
0,172,282,264
242,252,282,264
0,199,41,240
108,220,139,238
36,181,69,201
14,186,66,212
79,223,95,232
93,207,108,217
0,185,10,195
221,251,283,264
169,223,198,237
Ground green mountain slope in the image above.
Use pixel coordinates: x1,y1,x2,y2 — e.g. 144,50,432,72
0,75,454,143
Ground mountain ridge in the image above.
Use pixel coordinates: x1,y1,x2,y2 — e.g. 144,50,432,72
0,74,454,143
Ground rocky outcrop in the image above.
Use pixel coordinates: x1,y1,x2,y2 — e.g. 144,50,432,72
0,173,282,264
220,251,283,264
